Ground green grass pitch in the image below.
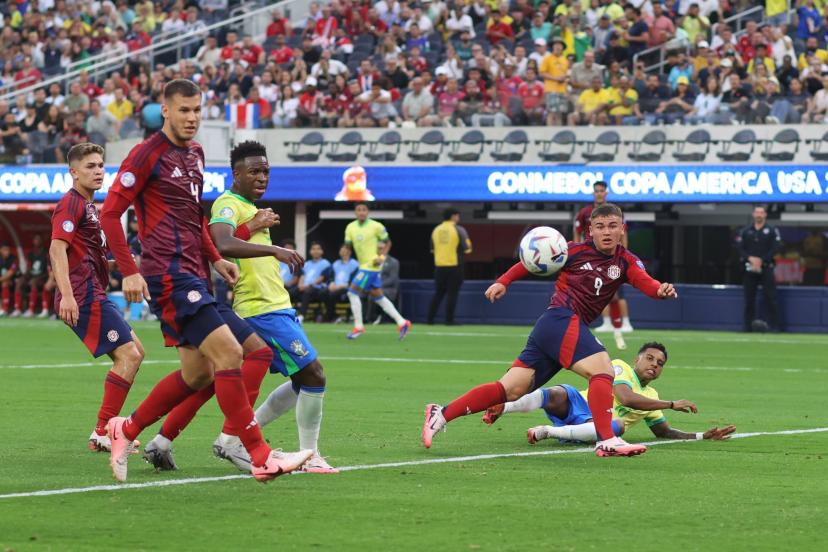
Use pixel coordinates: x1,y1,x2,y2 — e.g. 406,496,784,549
0,318,826,551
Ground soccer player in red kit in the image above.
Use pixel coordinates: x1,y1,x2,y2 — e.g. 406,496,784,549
100,79,311,482
50,142,145,453
423,203,678,457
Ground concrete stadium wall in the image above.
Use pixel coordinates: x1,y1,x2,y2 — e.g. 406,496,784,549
400,280,828,333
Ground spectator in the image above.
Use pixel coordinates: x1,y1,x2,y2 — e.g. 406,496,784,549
518,67,547,125
107,88,133,122
623,6,649,59
570,50,605,94
606,75,639,124
680,3,710,45
428,208,471,326
747,44,776,74
691,41,713,76
279,238,300,303
101,31,129,62
472,86,511,126
636,73,671,124
297,242,331,323
446,7,475,38
540,38,569,125
14,57,41,91
721,73,753,123
383,55,410,90
530,38,549,65
58,111,89,162
797,37,828,71
273,85,299,128
737,206,782,332
668,52,693,89
312,4,339,48
688,76,723,124
86,99,120,142
782,78,809,123
197,35,222,68
297,78,322,127
327,244,359,322
355,81,398,127
593,15,614,56
771,31,796,70
530,12,553,42
1,112,29,162
357,59,381,92
240,35,265,66
402,77,436,126
336,80,366,128
97,79,117,110
796,0,822,48
600,32,631,68
453,79,485,125
656,75,696,124
805,75,828,123
64,82,90,114
647,3,676,47
266,9,293,38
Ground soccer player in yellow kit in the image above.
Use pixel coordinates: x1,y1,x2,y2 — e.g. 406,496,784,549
344,202,411,340
484,342,736,444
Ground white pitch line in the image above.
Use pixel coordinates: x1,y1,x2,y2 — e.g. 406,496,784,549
0,427,826,500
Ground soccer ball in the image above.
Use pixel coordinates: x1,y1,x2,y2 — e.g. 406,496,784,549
519,226,568,276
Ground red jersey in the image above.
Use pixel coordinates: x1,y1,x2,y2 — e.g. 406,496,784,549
270,46,294,64
518,80,544,109
266,18,291,37
51,188,109,306
574,204,594,240
497,242,662,324
101,132,221,280
240,44,264,65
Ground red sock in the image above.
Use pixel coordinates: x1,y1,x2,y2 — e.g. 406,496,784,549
221,347,273,435
96,371,132,436
587,373,615,441
13,289,21,311
28,288,38,312
214,369,270,467
1,286,9,313
42,289,51,312
443,381,507,422
159,383,215,440
123,371,196,441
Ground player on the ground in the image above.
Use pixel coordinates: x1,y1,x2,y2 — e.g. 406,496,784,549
574,181,634,338
482,341,736,444
144,140,337,474
423,203,678,457
344,202,411,340
100,79,312,483
49,142,146,453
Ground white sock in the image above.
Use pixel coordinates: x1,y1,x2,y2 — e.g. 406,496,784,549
622,317,632,326
602,316,612,326
218,432,241,447
549,422,599,443
152,434,172,451
375,295,405,325
296,387,324,452
348,291,364,329
503,388,545,414
255,381,298,427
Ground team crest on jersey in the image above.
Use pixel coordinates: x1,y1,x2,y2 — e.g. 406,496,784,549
613,364,623,376
356,234,364,241
62,220,75,233
120,172,136,188
107,330,119,343
290,339,308,357
187,290,202,303
219,207,234,219
86,204,98,223
607,265,621,280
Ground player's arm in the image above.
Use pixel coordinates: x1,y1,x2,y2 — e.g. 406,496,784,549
233,208,280,241
649,420,737,441
613,383,697,413
485,261,531,302
48,239,78,326
624,253,677,299
209,222,304,273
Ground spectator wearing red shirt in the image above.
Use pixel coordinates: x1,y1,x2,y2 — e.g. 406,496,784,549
487,12,514,46
517,67,545,124
270,35,295,65
77,70,102,99
431,67,449,96
14,57,42,91
336,80,366,128
221,31,240,61
495,61,524,114
365,8,389,38
240,35,265,66
408,46,428,73
313,5,339,47
125,21,152,52
357,59,381,92
266,8,293,37
297,78,322,127
246,87,272,125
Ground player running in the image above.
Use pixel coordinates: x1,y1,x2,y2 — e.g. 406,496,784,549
100,79,312,483
482,341,736,444
423,203,678,457
49,142,146,453
344,202,411,340
144,140,337,474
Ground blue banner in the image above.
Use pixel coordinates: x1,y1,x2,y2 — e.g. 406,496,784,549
1,164,827,202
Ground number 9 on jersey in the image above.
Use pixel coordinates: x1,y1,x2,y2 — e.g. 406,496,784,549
519,226,569,277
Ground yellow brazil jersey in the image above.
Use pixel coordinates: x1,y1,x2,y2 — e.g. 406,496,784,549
607,87,638,116
607,358,666,430
345,218,388,271
540,53,569,94
210,190,292,318
431,221,472,267
578,88,608,113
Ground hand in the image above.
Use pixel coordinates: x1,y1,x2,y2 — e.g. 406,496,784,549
703,425,737,440
213,258,239,287
372,255,385,267
657,282,677,299
274,246,304,274
123,273,151,304
484,282,506,303
748,256,762,271
59,295,79,326
248,208,280,233
670,399,698,413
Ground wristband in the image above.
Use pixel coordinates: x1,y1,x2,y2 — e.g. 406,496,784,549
696,432,704,440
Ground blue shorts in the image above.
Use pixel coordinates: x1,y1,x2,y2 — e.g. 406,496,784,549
245,309,318,376
69,294,134,358
146,273,221,347
351,269,382,291
516,307,606,391
543,384,623,442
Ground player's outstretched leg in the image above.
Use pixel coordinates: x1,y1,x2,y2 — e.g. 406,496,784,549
91,337,144,453
482,388,546,425
346,288,366,339
528,420,624,444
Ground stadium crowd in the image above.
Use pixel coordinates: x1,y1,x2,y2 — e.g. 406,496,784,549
2,1,828,162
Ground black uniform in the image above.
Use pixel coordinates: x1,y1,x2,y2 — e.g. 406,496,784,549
736,223,782,330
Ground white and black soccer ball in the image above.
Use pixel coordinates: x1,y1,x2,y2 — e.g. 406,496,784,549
519,226,568,276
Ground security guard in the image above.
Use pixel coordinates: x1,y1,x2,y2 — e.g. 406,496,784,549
428,209,472,325
736,205,782,331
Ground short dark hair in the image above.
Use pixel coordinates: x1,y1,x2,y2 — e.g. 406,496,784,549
354,201,370,209
590,202,623,220
753,204,767,212
593,180,608,190
230,140,267,168
309,241,323,249
67,142,104,165
281,238,296,248
163,78,200,100
638,341,668,362
443,208,459,221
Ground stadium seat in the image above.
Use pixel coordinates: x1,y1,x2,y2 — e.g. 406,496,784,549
807,130,828,161
672,129,711,162
716,129,756,162
325,131,363,162
364,130,402,162
627,130,667,162
581,130,620,163
285,131,325,162
761,129,799,162
448,130,486,162
407,130,445,162
536,130,576,162
490,129,528,162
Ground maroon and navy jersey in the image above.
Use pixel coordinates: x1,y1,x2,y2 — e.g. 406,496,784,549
101,132,220,279
574,205,594,241
51,188,109,306
1,253,19,279
498,242,662,324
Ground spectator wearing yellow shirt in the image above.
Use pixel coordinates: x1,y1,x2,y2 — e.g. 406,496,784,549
568,75,609,125
797,37,828,70
681,4,710,44
107,88,134,121
597,0,625,22
486,4,513,28
539,38,570,125
691,41,712,75
554,0,575,17
605,75,639,125
747,44,776,74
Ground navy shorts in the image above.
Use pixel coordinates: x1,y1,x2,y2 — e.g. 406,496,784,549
217,302,255,346
146,273,218,347
69,295,134,358
515,307,606,391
